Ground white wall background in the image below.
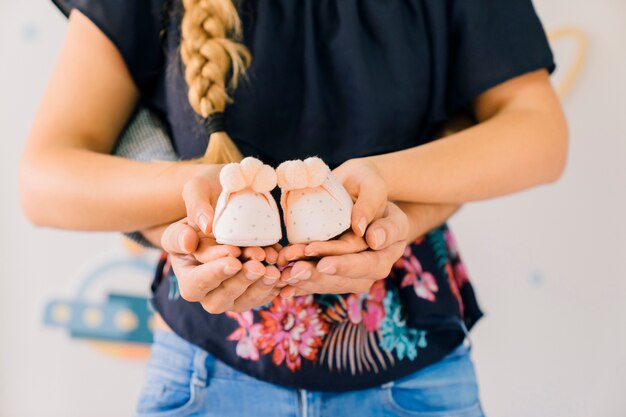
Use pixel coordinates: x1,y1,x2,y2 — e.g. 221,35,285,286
1,1,625,416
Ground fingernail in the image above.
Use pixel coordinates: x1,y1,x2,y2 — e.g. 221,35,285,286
178,233,187,253
223,264,240,276
245,270,263,281
280,288,296,299
198,214,209,233
304,248,317,257
319,265,336,275
357,218,367,236
290,269,310,281
286,253,298,261
373,229,386,248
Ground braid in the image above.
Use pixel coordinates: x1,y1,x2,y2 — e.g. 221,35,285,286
180,0,251,163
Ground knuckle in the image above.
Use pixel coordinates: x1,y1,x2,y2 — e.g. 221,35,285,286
204,305,222,314
220,279,249,300
231,304,247,313
201,300,228,315
192,271,215,293
195,278,211,293
375,264,393,280
232,296,257,312
178,282,200,302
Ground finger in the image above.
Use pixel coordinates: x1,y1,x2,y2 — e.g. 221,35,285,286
365,203,409,250
264,246,279,265
233,285,280,311
277,244,307,267
351,184,387,237
316,242,405,280
174,256,242,302
281,261,314,284
240,259,266,281
241,247,266,262
201,260,265,313
182,177,215,235
233,268,281,310
287,275,374,296
194,238,241,264
279,286,298,299
261,265,281,286
304,232,368,257
161,219,200,255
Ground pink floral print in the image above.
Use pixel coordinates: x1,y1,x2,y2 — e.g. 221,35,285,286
222,227,478,374
226,311,262,361
346,280,386,331
257,296,328,372
395,247,439,302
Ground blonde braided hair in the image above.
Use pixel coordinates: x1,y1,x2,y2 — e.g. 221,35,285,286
180,0,251,163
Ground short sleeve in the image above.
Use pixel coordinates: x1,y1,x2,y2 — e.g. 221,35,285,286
52,0,167,92
449,0,555,110
425,0,555,121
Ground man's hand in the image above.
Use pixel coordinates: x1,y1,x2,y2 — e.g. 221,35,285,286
277,203,409,297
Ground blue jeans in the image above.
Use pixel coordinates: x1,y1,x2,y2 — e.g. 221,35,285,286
136,330,484,417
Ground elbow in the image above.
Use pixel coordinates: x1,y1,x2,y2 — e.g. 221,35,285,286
543,114,569,184
18,155,49,227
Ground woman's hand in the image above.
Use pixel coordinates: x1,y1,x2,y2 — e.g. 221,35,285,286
277,202,409,298
333,158,388,237
159,173,284,313
161,219,282,313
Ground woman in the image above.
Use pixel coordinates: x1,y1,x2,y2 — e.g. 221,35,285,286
20,0,567,415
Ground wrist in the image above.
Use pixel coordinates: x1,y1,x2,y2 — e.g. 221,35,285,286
399,202,461,243
362,155,391,198
174,162,223,199
141,224,168,248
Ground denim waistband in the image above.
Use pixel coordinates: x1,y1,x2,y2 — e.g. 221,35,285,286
153,317,473,388
152,329,262,385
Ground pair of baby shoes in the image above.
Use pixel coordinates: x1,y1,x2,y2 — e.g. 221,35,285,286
212,157,353,246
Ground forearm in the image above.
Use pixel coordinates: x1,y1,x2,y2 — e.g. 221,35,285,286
367,70,568,204
398,202,461,243
19,147,220,232
369,108,567,204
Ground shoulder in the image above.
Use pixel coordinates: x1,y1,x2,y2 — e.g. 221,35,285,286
53,0,174,90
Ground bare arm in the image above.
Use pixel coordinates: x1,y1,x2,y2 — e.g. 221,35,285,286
397,202,460,243
368,70,568,203
19,11,218,232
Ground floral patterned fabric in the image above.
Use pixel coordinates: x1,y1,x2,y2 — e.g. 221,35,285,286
151,225,483,391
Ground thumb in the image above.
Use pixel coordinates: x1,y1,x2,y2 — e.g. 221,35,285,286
182,177,216,235
365,203,409,250
350,186,386,237
161,219,200,255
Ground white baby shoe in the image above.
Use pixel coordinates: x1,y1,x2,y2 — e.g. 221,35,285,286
276,157,353,244
212,157,282,246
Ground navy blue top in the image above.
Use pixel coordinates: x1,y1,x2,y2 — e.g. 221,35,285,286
54,0,554,391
